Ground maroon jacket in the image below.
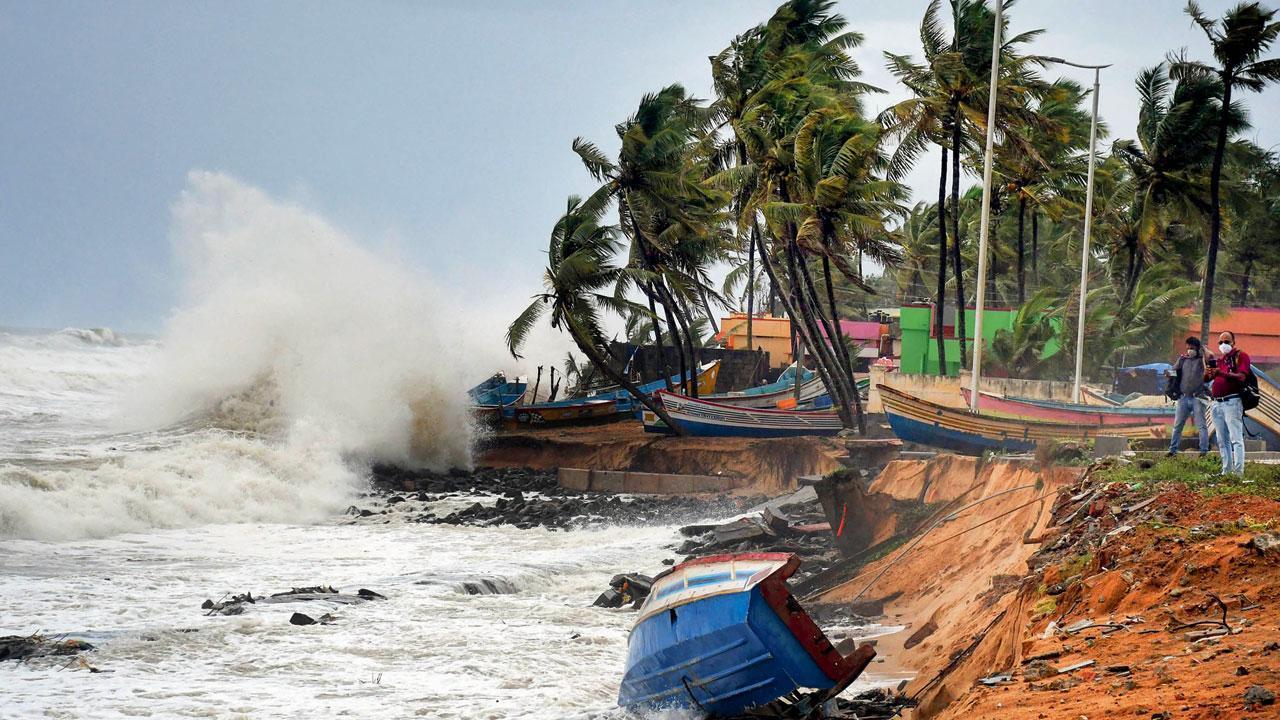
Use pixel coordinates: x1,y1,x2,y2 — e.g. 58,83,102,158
1207,349,1251,399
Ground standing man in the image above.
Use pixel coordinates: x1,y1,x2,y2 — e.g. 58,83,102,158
1167,337,1209,457
1206,330,1251,476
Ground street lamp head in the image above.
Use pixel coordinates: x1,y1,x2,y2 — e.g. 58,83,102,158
1040,55,1111,70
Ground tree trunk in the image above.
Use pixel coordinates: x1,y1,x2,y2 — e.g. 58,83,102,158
655,281,691,396
794,247,858,426
564,314,687,436
669,287,702,398
950,110,968,366
1201,78,1232,345
1239,257,1253,307
548,367,560,401
531,366,543,403
747,220,757,350
936,141,950,375
1031,210,1039,285
822,254,866,435
756,224,854,428
644,284,676,392
1016,195,1027,305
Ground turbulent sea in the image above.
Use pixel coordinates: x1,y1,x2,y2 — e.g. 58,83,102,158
1,173,896,718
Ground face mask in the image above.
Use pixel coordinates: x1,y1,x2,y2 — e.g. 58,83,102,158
1219,342,1233,355
1185,349,1196,357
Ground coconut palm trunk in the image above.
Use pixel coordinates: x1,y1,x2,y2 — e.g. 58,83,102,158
935,142,950,375
753,228,854,428
821,254,866,434
564,314,686,436
1016,196,1027,305
1201,80,1232,345
644,283,676,392
950,114,968,366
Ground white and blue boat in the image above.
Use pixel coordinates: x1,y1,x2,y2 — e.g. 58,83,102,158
617,553,875,717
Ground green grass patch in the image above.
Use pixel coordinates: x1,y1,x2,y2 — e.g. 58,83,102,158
1093,455,1280,500
1032,596,1057,618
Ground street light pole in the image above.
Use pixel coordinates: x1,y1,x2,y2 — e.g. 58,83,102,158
1041,57,1109,403
968,0,1003,412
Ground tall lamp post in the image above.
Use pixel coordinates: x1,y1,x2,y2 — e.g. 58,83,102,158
968,0,1003,411
1039,58,1110,403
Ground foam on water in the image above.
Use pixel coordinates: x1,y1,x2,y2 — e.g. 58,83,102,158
0,171,486,541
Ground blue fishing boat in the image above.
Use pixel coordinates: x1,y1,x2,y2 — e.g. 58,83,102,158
642,391,844,437
618,553,875,717
467,374,527,423
588,361,720,414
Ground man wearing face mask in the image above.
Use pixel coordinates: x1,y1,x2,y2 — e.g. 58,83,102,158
1166,337,1209,457
1206,330,1251,475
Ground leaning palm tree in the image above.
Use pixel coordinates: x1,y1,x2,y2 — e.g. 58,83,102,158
1170,0,1280,342
506,194,686,435
1111,63,1236,302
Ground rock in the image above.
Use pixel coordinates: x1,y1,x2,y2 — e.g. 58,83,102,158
1,635,95,662
356,588,386,600
593,588,624,608
289,612,316,626
1245,533,1280,556
1243,685,1275,708
358,509,374,517
1237,666,1250,676
386,495,405,505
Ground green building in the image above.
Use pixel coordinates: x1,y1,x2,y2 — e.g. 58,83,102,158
898,304,1061,376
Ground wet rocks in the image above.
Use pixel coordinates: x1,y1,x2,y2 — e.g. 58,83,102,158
1,634,95,662
201,586,387,616
289,612,337,626
593,573,653,609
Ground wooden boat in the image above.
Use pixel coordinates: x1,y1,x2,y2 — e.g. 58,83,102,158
590,361,721,414
701,364,824,409
642,390,843,437
467,374,527,424
961,388,1174,426
879,384,1169,455
508,361,720,426
617,553,875,716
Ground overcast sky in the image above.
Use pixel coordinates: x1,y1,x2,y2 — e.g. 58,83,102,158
4,0,1278,334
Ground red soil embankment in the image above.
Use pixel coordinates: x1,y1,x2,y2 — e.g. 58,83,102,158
475,420,856,493
818,456,1080,716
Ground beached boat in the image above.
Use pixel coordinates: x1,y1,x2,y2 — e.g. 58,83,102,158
467,374,528,423
507,361,721,426
702,364,824,408
590,360,721,414
642,390,843,437
617,553,875,717
880,385,1169,455
961,388,1174,426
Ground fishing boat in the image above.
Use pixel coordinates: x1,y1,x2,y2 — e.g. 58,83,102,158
642,390,844,437
701,364,824,409
467,374,527,424
507,361,721,426
617,553,875,717
590,360,721,414
879,385,1168,455
961,388,1174,426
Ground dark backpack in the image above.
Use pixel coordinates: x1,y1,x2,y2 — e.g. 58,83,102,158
1226,354,1261,412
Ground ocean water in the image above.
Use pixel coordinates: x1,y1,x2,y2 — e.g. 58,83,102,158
1,173,898,718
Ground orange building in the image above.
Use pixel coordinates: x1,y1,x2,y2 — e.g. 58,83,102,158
717,313,794,368
1178,307,1280,365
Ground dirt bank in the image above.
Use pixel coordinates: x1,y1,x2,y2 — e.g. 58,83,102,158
819,454,1280,719
817,456,1078,716
475,421,884,493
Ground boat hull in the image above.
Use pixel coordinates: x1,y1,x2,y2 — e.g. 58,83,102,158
880,385,1169,455
618,553,873,716
962,388,1174,426
508,398,618,425
643,391,844,437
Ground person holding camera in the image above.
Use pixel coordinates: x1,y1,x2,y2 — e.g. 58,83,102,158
1166,336,1209,457
1205,330,1251,476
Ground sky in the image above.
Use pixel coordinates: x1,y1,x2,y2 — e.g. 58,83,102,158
3,0,1279,335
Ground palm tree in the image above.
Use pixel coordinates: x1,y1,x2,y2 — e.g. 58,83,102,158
506,194,686,435
892,202,941,301
573,84,724,396
1170,0,1280,343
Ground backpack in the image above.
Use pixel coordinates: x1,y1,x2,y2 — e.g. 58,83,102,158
1226,353,1261,412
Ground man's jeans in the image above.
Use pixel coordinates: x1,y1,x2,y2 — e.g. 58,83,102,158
1211,396,1246,475
1169,394,1209,454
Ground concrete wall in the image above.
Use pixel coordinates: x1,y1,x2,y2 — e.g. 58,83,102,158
557,467,752,494
866,367,1079,413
